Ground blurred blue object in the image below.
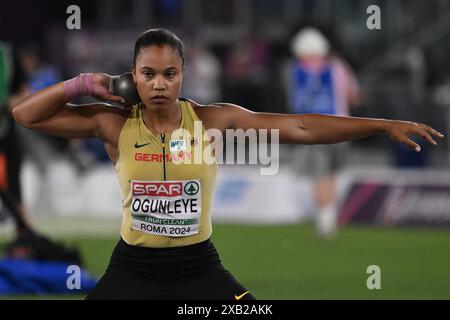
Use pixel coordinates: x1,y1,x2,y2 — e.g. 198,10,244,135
290,64,336,115
83,138,110,163
28,65,60,93
390,136,428,168
215,178,249,204
0,259,97,295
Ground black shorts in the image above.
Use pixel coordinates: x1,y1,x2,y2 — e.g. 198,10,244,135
86,238,256,300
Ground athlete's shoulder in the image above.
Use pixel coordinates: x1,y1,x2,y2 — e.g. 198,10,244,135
183,98,237,113
184,99,232,121
182,99,249,131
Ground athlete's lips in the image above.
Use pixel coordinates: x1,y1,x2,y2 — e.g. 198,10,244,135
151,95,169,100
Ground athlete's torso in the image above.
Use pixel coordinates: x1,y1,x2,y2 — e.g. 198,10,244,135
114,99,218,248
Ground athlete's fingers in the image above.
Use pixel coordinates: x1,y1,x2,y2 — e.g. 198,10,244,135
403,136,422,152
415,128,438,146
105,93,126,104
93,84,127,104
419,123,444,139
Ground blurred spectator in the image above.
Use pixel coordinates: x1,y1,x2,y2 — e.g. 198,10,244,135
1,41,83,264
20,43,110,170
72,138,111,168
181,39,222,104
0,40,32,233
284,27,361,238
223,34,270,111
18,43,74,214
154,0,182,22
20,43,60,93
432,63,450,154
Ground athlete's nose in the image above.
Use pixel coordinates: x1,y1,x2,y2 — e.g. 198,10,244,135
153,77,166,91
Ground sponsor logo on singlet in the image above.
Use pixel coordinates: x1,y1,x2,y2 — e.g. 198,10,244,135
134,142,151,149
169,139,186,152
130,180,201,237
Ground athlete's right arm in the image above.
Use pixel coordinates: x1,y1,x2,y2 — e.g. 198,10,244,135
10,73,126,139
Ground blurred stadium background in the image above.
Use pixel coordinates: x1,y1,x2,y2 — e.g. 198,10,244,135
1,0,450,299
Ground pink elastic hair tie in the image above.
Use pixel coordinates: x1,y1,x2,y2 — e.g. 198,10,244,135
63,73,93,100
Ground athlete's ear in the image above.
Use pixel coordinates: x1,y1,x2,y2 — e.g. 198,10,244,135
132,64,138,85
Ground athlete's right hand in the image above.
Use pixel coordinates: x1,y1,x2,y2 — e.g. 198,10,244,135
92,73,127,105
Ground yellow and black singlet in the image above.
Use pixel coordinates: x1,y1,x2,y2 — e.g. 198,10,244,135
115,99,218,248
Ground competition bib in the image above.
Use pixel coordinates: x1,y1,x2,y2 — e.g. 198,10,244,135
130,180,201,237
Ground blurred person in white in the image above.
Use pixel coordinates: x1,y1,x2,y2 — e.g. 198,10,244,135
181,39,222,104
285,27,361,238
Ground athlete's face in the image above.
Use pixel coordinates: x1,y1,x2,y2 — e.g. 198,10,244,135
132,44,183,107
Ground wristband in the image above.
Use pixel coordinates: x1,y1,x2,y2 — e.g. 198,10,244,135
63,73,93,100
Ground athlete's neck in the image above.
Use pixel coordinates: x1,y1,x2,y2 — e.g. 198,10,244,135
141,99,182,135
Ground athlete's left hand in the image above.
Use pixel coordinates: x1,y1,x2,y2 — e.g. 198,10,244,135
383,120,444,152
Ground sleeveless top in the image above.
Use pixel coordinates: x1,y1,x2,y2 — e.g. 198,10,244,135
115,99,218,248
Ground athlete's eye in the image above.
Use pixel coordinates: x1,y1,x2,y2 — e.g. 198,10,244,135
166,71,176,78
143,71,154,78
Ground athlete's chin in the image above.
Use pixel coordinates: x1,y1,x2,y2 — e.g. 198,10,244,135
147,99,171,106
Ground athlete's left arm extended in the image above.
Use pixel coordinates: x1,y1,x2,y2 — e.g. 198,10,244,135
212,103,444,151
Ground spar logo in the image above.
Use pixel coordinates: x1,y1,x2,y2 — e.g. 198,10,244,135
184,181,199,196
132,181,183,197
